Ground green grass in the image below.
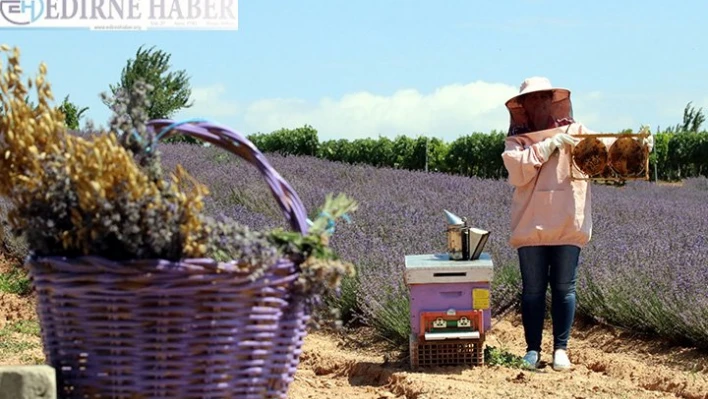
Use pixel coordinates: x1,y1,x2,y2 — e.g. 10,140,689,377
484,345,526,369
0,268,31,295
2,319,40,336
0,320,44,365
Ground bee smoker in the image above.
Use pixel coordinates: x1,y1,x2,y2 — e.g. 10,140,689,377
444,209,469,260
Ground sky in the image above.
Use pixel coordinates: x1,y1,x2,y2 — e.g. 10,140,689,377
2,0,708,142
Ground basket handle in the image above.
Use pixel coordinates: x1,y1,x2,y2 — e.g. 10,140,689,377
145,119,309,235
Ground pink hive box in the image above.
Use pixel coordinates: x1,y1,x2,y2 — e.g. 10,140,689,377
404,252,494,338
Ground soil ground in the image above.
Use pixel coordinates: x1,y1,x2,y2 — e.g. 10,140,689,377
290,319,707,399
1,289,706,399
1,250,706,399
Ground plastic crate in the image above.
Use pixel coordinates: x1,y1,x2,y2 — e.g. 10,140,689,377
409,333,484,369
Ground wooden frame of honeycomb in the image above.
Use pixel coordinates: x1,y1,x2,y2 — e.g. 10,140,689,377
569,132,651,182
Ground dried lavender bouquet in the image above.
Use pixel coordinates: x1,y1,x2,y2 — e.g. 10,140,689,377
0,45,356,327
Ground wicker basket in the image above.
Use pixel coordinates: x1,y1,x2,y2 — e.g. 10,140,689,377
26,120,312,399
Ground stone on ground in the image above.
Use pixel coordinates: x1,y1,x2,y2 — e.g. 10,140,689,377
0,365,56,399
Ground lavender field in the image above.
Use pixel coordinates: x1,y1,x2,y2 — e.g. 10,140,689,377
158,142,708,349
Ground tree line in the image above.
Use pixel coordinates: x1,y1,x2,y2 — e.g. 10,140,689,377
245,123,708,182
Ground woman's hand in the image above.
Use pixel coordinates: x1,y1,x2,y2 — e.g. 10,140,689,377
638,124,654,152
537,133,576,161
641,134,654,152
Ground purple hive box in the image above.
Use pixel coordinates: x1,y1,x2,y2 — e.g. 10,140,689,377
405,252,494,337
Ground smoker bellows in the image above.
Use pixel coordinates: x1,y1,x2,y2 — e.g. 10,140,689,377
444,209,490,261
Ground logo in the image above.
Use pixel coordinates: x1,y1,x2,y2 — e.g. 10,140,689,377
0,0,238,30
0,0,44,25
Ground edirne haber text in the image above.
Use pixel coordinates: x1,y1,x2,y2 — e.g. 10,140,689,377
43,0,236,20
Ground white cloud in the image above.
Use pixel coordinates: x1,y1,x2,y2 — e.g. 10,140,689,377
177,84,240,118
242,81,519,141
174,82,648,140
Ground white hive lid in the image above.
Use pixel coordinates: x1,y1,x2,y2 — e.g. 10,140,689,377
404,253,494,285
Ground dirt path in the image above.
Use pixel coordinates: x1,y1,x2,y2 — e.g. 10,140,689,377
1,291,706,399
289,315,708,399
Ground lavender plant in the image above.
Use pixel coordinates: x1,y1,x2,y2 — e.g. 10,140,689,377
156,145,708,349
0,45,357,329
0,45,205,261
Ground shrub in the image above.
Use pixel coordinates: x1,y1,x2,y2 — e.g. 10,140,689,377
248,128,708,182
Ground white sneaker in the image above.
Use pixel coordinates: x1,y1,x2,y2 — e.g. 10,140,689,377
522,350,541,370
553,349,571,370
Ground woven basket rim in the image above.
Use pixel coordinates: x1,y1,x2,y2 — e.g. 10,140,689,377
27,253,300,276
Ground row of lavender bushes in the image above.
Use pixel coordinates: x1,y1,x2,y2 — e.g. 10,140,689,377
153,142,708,350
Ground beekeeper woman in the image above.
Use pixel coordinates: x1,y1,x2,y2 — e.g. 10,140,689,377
501,77,653,371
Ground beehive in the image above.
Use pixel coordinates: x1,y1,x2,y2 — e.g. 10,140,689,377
404,252,494,369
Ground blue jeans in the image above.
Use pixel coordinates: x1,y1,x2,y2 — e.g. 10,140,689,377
517,245,580,353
